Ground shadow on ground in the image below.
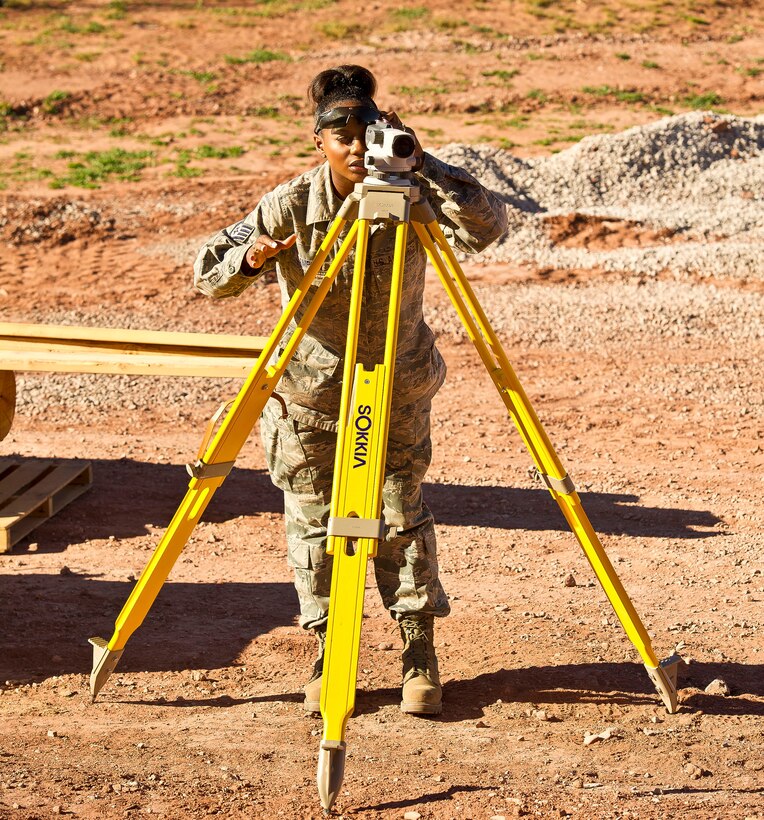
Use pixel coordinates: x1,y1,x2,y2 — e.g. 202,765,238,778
104,659,764,722
353,660,764,720
0,574,299,680
2,456,722,552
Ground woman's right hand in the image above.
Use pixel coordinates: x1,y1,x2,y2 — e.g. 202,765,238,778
245,232,297,269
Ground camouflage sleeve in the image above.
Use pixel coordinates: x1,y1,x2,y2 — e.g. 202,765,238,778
417,152,508,254
193,191,283,299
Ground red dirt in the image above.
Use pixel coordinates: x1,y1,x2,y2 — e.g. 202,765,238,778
1,3,762,819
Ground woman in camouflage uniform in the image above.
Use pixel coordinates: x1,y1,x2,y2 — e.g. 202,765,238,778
194,65,507,716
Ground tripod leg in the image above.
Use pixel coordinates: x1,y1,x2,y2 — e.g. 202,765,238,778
413,220,682,713
317,221,408,811
89,214,359,701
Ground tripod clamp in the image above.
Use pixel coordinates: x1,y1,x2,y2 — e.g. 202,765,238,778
338,175,437,226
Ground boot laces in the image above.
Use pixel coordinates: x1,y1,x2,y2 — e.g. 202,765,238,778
401,619,431,675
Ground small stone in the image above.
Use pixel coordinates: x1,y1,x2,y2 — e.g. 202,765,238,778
47,730,58,737
564,574,577,587
28,542,38,552
136,742,146,749
51,806,62,815
59,566,73,576
404,812,421,820
571,778,583,789
683,762,709,779
475,720,489,728
704,678,730,696
584,727,616,745
376,642,394,651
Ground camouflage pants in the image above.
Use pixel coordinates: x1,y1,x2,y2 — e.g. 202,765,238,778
260,398,450,632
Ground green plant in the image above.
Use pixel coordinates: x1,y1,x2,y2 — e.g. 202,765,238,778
481,69,519,81
684,91,723,109
642,59,660,69
250,105,281,118
224,49,290,65
59,18,106,35
582,85,646,103
106,1,128,19
195,144,245,159
526,88,548,102
453,39,481,54
50,148,154,188
185,70,216,83
433,17,466,29
392,6,429,20
42,90,71,115
172,162,203,178
615,52,631,60
318,22,363,38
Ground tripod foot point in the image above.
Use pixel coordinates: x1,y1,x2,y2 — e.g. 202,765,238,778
317,740,346,812
646,654,685,714
89,637,123,701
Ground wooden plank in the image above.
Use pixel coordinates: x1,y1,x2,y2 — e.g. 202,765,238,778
0,460,52,502
0,459,21,478
0,337,263,361
0,322,267,353
0,350,257,378
0,462,92,552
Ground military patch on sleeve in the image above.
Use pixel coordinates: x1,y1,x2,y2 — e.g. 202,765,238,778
227,221,255,244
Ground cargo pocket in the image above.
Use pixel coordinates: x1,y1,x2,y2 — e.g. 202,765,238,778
278,334,342,412
260,403,313,495
260,401,336,497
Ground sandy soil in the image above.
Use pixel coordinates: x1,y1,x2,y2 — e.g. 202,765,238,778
1,2,763,819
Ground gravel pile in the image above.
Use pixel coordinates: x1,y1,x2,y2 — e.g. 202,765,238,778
0,198,115,245
434,111,764,281
425,279,764,351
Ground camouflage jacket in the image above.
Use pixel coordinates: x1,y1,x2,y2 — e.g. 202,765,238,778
193,153,507,431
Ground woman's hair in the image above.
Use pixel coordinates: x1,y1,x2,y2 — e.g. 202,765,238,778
308,65,377,116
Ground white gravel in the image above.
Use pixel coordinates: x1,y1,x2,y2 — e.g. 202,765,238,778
434,111,764,281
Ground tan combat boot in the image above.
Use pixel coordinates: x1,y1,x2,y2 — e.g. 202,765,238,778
399,615,442,715
303,628,325,713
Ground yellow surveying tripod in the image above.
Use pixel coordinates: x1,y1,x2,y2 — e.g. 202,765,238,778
89,149,682,813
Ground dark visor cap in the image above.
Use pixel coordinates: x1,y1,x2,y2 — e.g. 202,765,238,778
314,105,380,134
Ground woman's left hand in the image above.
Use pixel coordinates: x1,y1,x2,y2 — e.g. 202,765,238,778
378,109,425,171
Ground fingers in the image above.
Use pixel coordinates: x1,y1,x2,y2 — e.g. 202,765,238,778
248,232,297,267
379,109,403,128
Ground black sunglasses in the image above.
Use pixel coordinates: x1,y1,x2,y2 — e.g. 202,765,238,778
314,105,381,134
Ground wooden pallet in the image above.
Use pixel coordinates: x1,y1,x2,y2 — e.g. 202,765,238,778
0,459,92,552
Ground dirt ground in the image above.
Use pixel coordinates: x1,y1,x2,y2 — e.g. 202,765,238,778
1,2,763,819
